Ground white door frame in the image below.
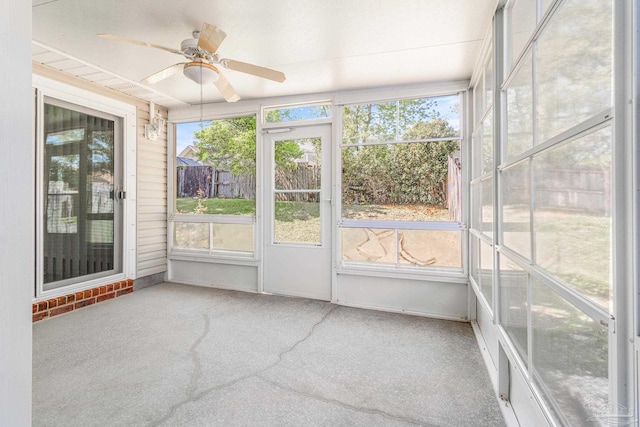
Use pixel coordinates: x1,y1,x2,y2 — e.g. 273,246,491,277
33,75,137,300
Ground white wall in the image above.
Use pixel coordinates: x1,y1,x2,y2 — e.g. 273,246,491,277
337,274,469,321
0,1,33,425
170,260,258,292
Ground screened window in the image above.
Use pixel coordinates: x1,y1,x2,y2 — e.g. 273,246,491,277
479,240,493,308
498,253,529,365
505,52,533,161
172,116,257,256
531,279,608,426
497,0,615,424
339,95,463,270
263,103,331,123
482,111,494,177
470,39,495,308
508,0,537,67
535,0,612,144
501,159,531,259
532,126,612,310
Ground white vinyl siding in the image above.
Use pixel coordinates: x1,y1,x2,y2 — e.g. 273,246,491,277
136,103,168,277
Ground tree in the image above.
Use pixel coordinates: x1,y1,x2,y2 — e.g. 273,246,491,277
195,116,258,175
389,118,459,204
342,144,393,204
90,130,114,176
341,98,437,144
194,116,304,175
341,98,459,206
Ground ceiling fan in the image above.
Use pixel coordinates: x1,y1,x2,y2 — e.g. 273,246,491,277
98,23,286,102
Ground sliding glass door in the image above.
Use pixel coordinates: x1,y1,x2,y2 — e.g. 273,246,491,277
41,98,122,291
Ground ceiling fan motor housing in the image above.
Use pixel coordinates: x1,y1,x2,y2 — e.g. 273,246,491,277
180,37,202,57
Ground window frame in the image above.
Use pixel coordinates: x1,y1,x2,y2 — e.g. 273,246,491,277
469,28,496,316
261,101,333,128
335,92,467,277
495,0,626,424
168,113,260,261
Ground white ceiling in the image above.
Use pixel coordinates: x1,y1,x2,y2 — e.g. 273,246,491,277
32,0,497,108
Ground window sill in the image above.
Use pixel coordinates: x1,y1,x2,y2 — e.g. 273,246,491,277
337,263,467,284
168,251,258,266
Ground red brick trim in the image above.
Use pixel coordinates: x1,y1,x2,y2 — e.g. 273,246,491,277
32,279,133,322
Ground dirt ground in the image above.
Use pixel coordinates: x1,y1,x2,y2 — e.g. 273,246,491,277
341,227,461,268
343,203,451,222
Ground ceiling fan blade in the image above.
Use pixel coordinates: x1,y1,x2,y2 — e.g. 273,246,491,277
98,33,183,56
221,59,286,83
143,63,186,84
197,23,227,54
214,72,241,102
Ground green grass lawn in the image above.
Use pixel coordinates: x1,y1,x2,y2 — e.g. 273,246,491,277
274,200,319,221
177,197,320,222
177,198,256,215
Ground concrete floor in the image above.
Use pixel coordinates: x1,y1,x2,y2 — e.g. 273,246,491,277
33,283,505,427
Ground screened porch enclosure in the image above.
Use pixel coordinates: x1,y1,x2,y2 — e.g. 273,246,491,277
467,0,634,426
14,0,638,426
164,0,635,425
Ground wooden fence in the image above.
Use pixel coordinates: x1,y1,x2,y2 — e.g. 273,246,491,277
179,161,465,211
178,161,609,220
177,166,255,199
177,164,321,201
275,164,321,201
534,167,610,215
502,166,611,215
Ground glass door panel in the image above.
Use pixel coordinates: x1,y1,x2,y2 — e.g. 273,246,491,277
274,193,321,244
42,101,121,290
273,138,322,245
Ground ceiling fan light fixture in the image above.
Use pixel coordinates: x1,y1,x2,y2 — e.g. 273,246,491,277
183,61,220,85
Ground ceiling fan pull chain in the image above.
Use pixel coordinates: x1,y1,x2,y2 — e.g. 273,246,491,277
199,76,204,128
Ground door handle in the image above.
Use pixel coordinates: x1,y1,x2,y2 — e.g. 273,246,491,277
114,188,126,201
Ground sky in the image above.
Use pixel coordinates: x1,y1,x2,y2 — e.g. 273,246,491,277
174,94,461,156
431,95,461,132
176,121,210,155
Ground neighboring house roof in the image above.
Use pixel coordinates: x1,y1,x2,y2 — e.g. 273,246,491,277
176,157,202,166
178,145,199,159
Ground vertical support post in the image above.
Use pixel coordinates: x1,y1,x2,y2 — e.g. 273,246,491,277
0,1,33,425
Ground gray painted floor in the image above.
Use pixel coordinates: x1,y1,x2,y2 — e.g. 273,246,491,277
33,283,505,427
